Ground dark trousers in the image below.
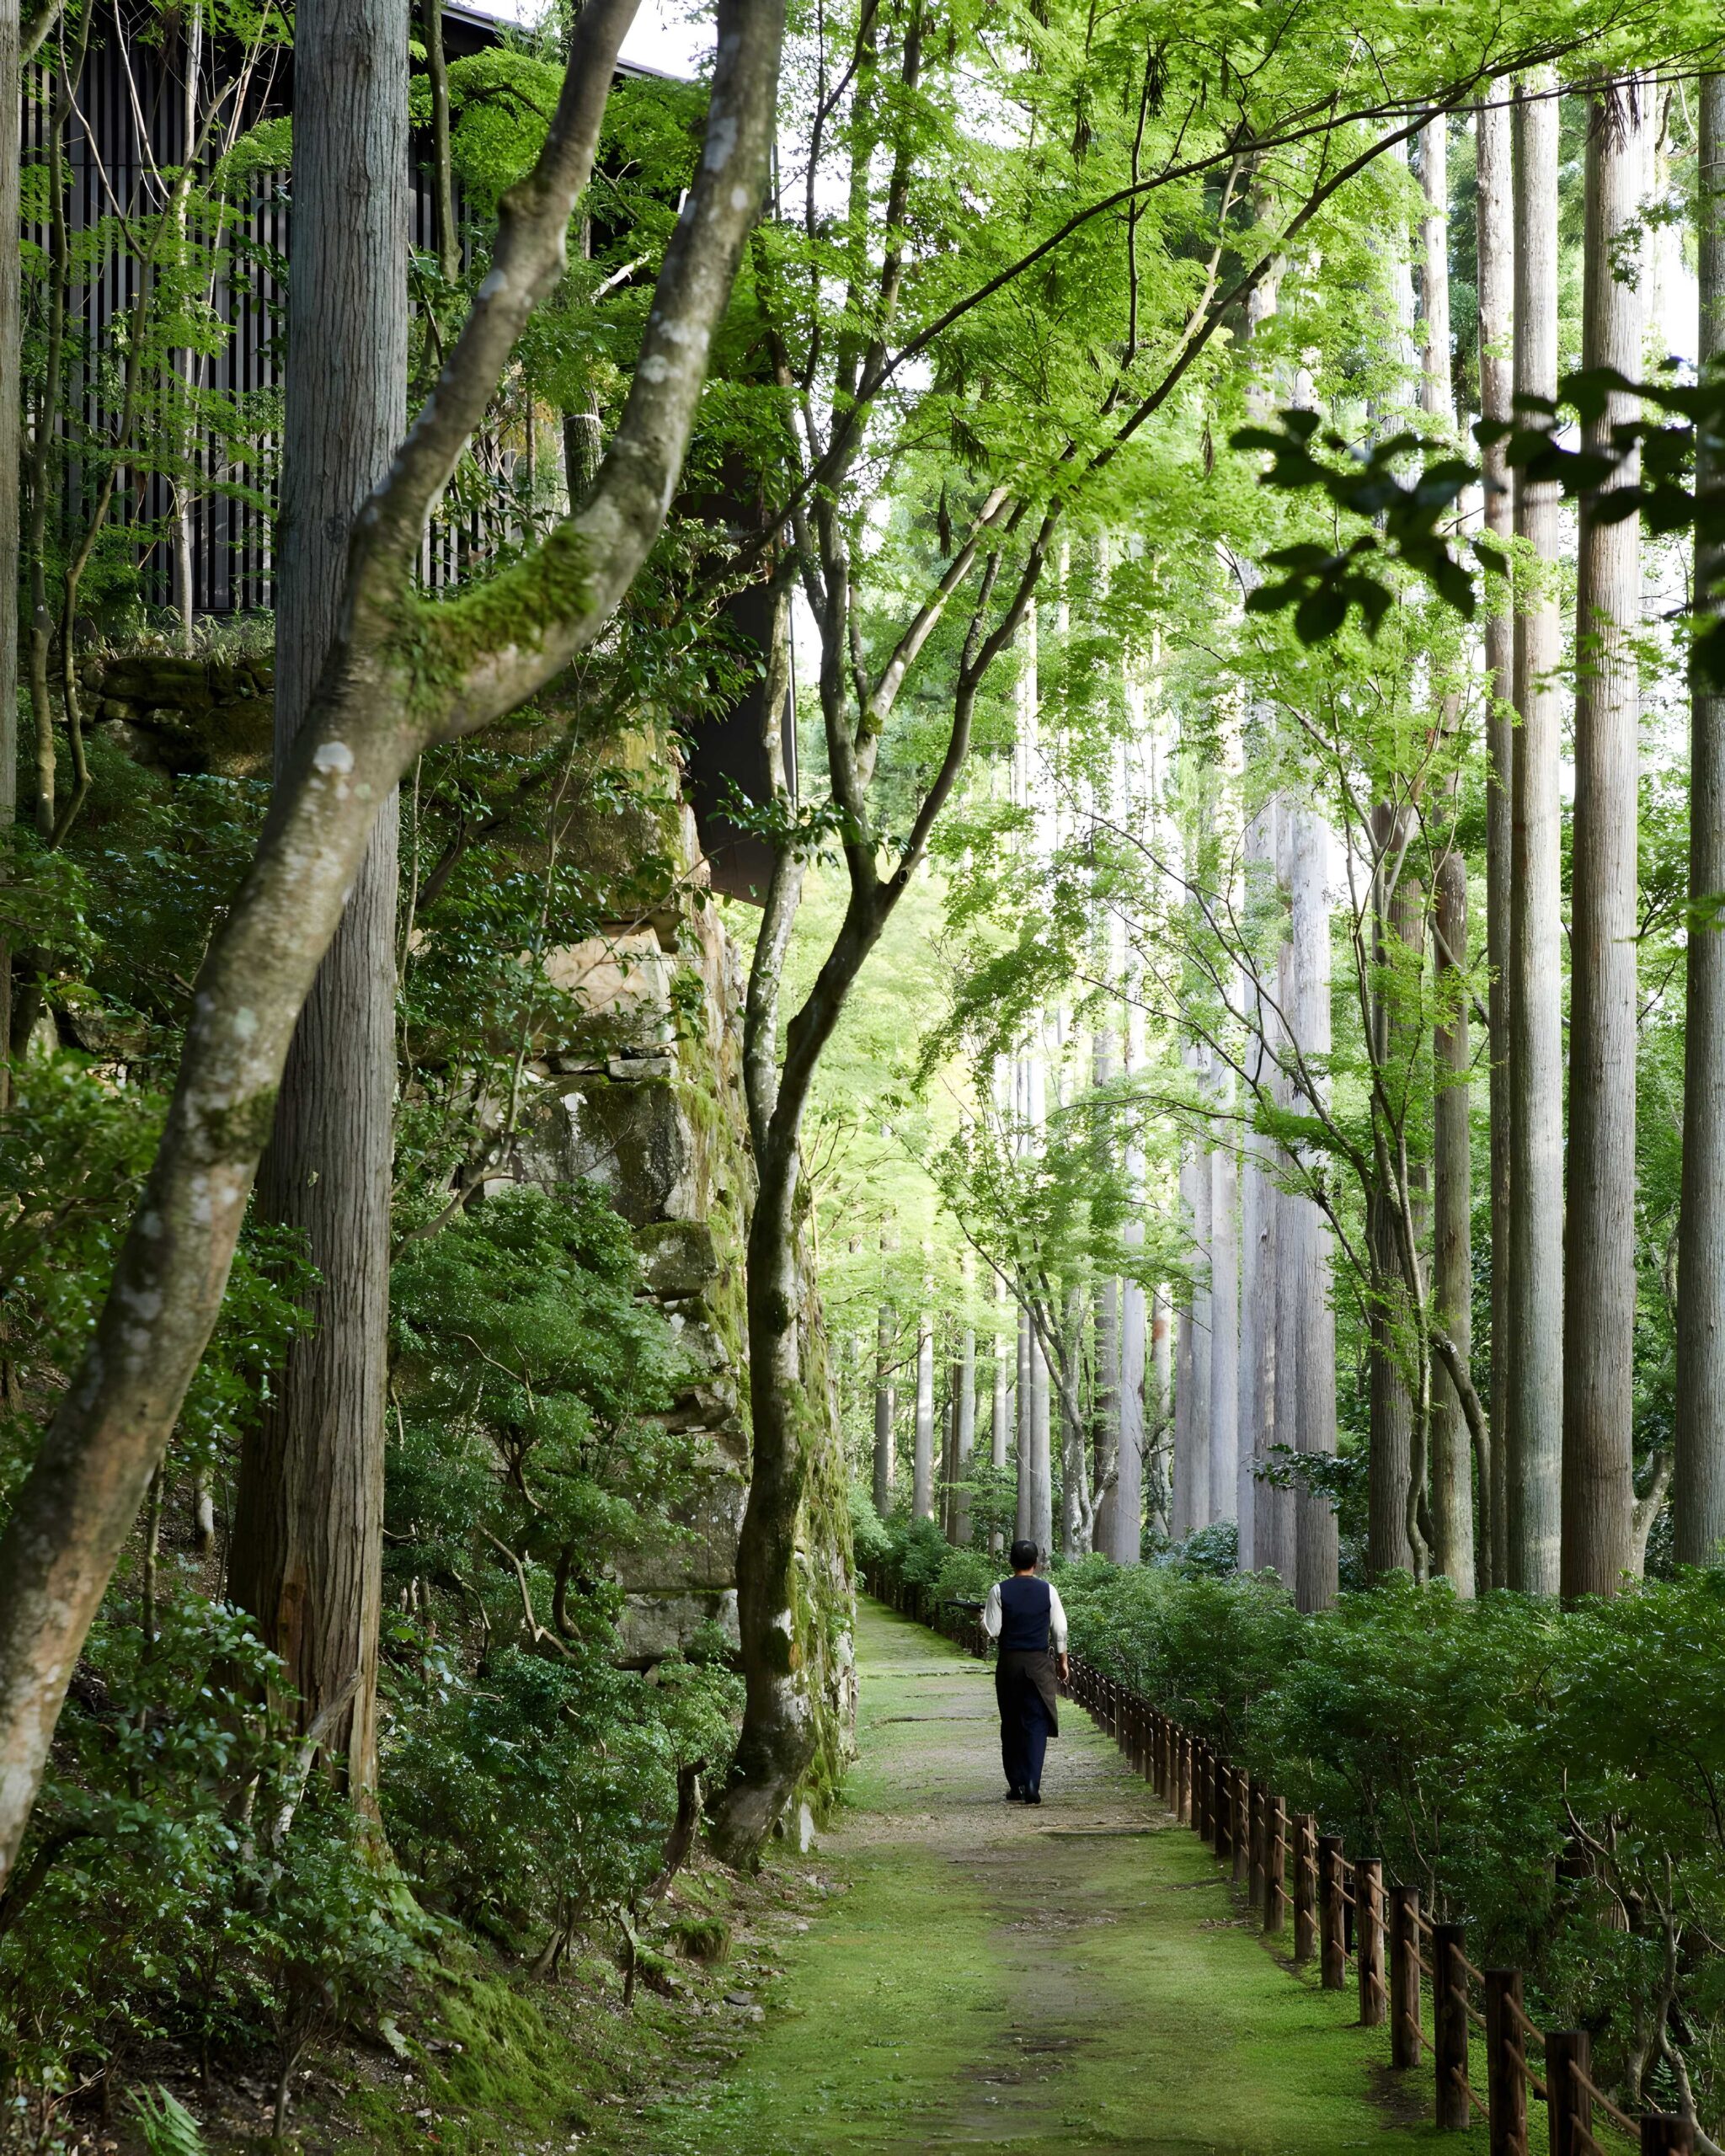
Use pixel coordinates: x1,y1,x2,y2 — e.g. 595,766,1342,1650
996,1660,1055,1795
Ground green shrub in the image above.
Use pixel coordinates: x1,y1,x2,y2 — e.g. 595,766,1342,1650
0,1591,419,2134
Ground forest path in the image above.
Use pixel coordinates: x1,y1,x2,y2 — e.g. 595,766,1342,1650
624,1600,1464,2154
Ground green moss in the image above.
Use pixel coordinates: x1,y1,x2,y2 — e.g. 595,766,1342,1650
397,522,594,707
190,1083,278,1163
666,1914,732,1962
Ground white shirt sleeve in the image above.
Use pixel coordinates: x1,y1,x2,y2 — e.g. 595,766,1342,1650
982,1582,1003,1640
1047,1584,1069,1653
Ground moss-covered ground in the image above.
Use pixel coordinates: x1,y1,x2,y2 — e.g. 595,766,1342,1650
595,1600,1483,2155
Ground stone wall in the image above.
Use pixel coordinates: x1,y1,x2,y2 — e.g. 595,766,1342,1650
502,745,857,1809
80,651,274,776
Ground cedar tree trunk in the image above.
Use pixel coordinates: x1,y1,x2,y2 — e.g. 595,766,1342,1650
1562,84,1645,1598
872,1302,895,1515
1675,77,1725,1565
1287,803,1339,1609
1423,110,1477,1595
1477,88,1515,1592
1507,69,1563,1594
227,0,408,1793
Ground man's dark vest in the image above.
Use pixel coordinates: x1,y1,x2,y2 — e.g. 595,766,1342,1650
998,1574,1053,1653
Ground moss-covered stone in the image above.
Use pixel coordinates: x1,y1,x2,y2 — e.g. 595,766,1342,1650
494,715,855,1813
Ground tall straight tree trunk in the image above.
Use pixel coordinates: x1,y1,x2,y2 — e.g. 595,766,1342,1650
1208,1138,1239,1529
1263,819,1301,1584
1150,1287,1173,1536
1028,1330,1053,1557
955,1326,976,1544
1418,114,1453,419
228,0,409,1791
1366,812,1425,1579
1016,1302,1033,1544
1477,91,1515,1592
1114,961,1148,1563
1092,1278,1121,1547
1115,1274,1144,1562
1237,1143,1276,1569
1506,67,1564,1595
939,1371,958,1539
912,1314,935,1518
1060,1286,1090,1555
1172,1278,1194,1539
873,1302,896,1514
1240,802,1281,1574
1432,850,1475,1591
1092,1016,1124,1554
1562,84,1647,1598
1423,110,1477,1596
1234,270,1284,1575
1288,805,1339,1609
1109,734,1149,1564
0,0,21,1086
992,1275,1010,1478
1174,1134,1213,1535
168,7,205,650
1675,76,1725,1566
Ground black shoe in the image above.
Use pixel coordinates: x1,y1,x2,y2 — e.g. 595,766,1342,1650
1024,1790,1042,1805
1005,1787,1025,1802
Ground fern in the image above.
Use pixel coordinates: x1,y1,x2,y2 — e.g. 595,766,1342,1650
127,2086,207,2156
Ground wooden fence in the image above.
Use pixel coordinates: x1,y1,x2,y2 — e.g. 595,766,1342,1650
862,1570,1696,2156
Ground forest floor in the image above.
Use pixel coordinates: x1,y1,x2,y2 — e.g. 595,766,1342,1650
590,1599,1478,2155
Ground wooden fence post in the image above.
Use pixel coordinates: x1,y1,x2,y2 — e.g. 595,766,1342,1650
1639,2120,1695,2153
1196,1743,1212,1844
1389,1886,1420,2068
1546,2031,1591,2156
1485,1969,1528,2156
1248,1780,1266,1913
1318,1835,1347,1990
1292,1815,1317,1964
1355,1859,1386,2027
1265,1798,1288,1935
1233,1772,1250,1886
1215,1764,1234,1865
1178,1731,1193,1824
1431,1923,1470,2130
1432,1923,1470,2131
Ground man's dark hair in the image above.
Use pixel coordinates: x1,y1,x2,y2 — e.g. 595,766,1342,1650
1009,1539,1039,1572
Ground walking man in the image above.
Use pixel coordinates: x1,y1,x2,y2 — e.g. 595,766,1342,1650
982,1540,1069,1805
